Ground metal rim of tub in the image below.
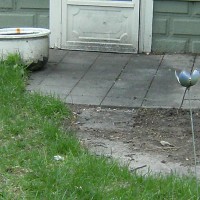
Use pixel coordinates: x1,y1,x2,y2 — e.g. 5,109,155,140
0,28,51,39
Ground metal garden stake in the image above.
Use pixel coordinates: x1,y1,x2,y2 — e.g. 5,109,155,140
175,69,200,198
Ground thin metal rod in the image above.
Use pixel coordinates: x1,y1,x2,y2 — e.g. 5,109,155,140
188,88,199,198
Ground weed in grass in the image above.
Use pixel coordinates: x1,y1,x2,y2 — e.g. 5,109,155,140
0,55,199,199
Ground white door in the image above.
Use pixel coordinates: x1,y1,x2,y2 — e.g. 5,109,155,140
61,0,139,53
50,0,153,53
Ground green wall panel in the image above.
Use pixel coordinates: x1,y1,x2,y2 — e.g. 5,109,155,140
154,1,188,13
152,1,200,53
0,0,13,8
0,0,49,28
18,0,49,9
153,18,168,34
0,13,34,27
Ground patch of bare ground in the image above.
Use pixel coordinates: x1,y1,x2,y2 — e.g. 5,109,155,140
70,105,200,176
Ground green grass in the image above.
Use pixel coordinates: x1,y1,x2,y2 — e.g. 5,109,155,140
0,54,199,199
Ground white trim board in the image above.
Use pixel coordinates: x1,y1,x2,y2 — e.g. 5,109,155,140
50,0,62,48
139,0,153,53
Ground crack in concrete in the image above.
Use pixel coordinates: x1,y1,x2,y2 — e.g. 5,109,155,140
66,53,101,101
100,55,132,106
141,54,165,107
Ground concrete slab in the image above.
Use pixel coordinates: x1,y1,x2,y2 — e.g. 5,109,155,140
40,77,79,88
183,83,200,100
27,50,200,109
84,71,120,80
65,95,103,105
27,63,58,86
194,55,200,69
46,63,90,88
181,99,200,109
28,76,44,86
107,69,156,105
112,80,137,89
31,63,57,78
89,64,124,73
106,84,148,99
119,69,156,81
92,52,131,67
76,78,114,88
111,84,144,99
161,54,194,71
101,96,142,108
143,68,185,108
47,68,85,78
62,51,99,65
142,94,184,108
183,56,200,99
70,87,109,97
56,62,92,72
124,54,162,72
49,49,68,63
27,84,70,97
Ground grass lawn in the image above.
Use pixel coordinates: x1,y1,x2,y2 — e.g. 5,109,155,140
0,55,199,199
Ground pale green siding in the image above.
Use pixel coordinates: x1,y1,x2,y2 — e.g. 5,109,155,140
0,0,49,28
152,1,200,53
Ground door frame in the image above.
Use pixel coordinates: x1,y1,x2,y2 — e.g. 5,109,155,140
50,0,153,53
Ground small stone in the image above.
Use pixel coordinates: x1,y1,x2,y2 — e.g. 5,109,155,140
96,107,101,112
160,140,173,146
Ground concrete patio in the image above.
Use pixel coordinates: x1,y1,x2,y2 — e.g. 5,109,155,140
27,49,200,109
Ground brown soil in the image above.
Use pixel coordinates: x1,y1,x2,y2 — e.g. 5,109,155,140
130,108,200,166
70,105,200,169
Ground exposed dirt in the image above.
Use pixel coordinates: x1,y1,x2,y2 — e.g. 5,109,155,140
70,105,200,176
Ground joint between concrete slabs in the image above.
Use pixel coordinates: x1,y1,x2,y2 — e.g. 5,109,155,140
100,54,132,106
141,55,165,107
66,53,101,97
